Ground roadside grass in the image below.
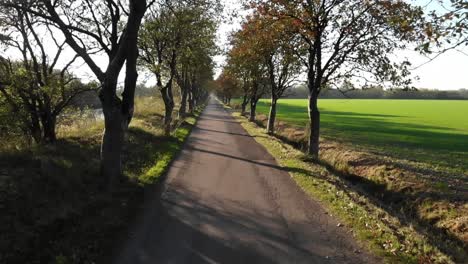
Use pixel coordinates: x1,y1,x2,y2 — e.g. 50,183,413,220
231,99,467,259
0,97,201,263
230,111,457,264
250,99,468,175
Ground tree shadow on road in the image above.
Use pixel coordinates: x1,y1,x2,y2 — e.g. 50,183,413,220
115,184,364,264
179,142,467,262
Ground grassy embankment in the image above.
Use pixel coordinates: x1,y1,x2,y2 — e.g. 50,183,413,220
0,96,201,263
229,99,467,263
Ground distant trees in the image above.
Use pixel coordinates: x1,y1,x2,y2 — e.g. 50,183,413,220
139,1,218,134
227,13,302,133
321,87,468,100
226,17,271,122
174,1,218,116
286,85,468,100
224,52,250,115
245,0,424,158
215,70,239,105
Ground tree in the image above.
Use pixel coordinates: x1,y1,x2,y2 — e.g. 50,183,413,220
420,0,467,54
186,53,216,111
215,70,239,104
140,0,218,127
252,0,423,158
225,45,252,115
236,14,302,134
173,1,219,116
0,6,94,143
3,0,151,187
139,6,181,136
227,20,270,122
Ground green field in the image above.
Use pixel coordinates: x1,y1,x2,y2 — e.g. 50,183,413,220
253,99,468,172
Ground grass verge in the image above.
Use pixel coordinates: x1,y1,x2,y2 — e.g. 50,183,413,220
230,111,457,264
248,99,468,175
0,97,203,263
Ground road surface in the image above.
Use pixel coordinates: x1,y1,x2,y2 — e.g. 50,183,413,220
115,99,376,264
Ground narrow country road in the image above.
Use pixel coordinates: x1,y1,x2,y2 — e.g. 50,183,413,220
114,98,376,264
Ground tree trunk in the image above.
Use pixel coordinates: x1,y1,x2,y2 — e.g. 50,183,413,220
42,114,57,143
179,86,188,119
100,91,125,189
192,84,198,107
29,112,42,144
241,95,249,115
100,0,147,189
249,99,257,122
188,90,194,114
161,86,174,136
306,41,322,159
267,98,277,134
164,104,173,136
308,95,320,159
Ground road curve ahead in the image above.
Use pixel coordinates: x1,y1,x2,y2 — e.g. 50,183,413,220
115,98,376,264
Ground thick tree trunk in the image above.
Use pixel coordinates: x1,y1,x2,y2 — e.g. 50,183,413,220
179,86,188,119
101,107,127,188
39,0,148,189
267,98,277,134
100,0,146,189
249,99,257,122
307,95,320,158
100,90,125,189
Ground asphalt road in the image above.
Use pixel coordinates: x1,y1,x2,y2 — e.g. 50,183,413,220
115,98,376,264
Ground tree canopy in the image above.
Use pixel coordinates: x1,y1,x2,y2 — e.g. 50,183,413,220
223,0,427,157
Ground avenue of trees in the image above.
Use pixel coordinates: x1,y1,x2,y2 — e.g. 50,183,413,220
139,1,218,135
217,0,467,159
0,0,218,188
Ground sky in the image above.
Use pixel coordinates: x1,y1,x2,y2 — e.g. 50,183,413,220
2,0,467,90
214,0,468,90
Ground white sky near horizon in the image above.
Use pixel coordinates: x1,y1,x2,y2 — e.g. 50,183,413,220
214,0,468,90
2,0,467,90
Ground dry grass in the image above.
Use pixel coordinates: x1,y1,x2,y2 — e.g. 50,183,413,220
233,107,467,263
